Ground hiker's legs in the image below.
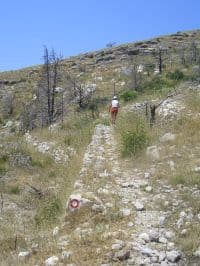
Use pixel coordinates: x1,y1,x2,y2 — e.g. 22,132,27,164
112,111,118,124
111,112,114,124
110,108,118,124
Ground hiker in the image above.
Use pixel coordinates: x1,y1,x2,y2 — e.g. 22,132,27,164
109,95,119,124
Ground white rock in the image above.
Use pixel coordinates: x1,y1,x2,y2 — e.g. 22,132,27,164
193,247,200,257
165,231,174,239
151,256,158,263
139,233,150,243
159,237,168,244
160,261,169,266
97,188,109,195
180,211,187,218
18,251,30,260
140,247,153,257
177,217,184,228
45,256,59,266
134,202,145,211
159,252,166,262
194,166,200,173
105,202,113,208
128,222,134,227
167,242,175,250
74,180,83,189
160,133,176,142
121,208,131,217
180,229,187,235
159,216,166,225
61,251,73,261
168,160,175,171
146,146,160,161
145,186,153,192
166,250,181,263
112,243,124,251
52,226,59,237
149,230,159,242
144,172,151,179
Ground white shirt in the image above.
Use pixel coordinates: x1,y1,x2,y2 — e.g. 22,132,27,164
111,99,119,108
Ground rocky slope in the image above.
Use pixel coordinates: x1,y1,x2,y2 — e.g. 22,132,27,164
0,30,200,265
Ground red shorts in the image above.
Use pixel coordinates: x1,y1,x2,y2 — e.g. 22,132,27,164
111,107,118,114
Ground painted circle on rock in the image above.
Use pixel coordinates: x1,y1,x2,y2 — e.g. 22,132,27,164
69,199,80,209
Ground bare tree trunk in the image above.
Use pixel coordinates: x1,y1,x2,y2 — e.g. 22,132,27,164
43,46,51,124
0,192,3,213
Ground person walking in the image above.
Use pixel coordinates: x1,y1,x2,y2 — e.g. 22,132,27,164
109,95,119,124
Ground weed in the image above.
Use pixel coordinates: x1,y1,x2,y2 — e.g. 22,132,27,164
9,185,20,194
34,195,62,227
117,114,150,157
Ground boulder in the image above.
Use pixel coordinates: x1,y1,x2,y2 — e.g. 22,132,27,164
166,250,182,262
45,256,59,266
146,146,160,161
66,191,104,213
160,133,176,142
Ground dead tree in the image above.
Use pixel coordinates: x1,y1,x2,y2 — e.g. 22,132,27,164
66,72,94,109
153,46,168,74
146,93,175,127
2,93,15,117
179,45,187,66
0,192,3,213
190,41,199,64
37,47,62,126
129,56,142,91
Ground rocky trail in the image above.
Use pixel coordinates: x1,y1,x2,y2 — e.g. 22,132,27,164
43,122,189,266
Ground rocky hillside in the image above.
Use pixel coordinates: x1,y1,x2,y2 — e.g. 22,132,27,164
0,29,200,123
0,30,200,265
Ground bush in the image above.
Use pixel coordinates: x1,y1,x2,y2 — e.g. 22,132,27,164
121,122,149,156
166,69,184,81
9,185,20,194
120,90,138,102
142,76,173,91
34,196,62,227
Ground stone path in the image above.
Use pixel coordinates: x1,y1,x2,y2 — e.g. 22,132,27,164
44,123,187,266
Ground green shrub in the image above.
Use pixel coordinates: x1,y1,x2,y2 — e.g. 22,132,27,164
9,185,20,194
120,90,138,102
142,76,173,91
166,69,184,81
0,155,9,175
121,122,149,156
170,174,200,187
34,196,62,227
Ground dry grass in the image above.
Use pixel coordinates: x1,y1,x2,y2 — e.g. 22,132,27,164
0,109,96,264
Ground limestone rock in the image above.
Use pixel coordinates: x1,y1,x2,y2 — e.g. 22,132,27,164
146,146,160,161
134,201,145,211
166,250,181,262
61,251,73,262
160,133,176,142
45,256,59,266
18,251,30,261
66,191,103,212
139,232,150,243
113,250,130,261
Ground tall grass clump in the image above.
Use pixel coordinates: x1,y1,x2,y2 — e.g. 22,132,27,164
116,113,150,157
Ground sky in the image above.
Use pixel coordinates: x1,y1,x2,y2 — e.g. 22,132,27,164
0,0,200,71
